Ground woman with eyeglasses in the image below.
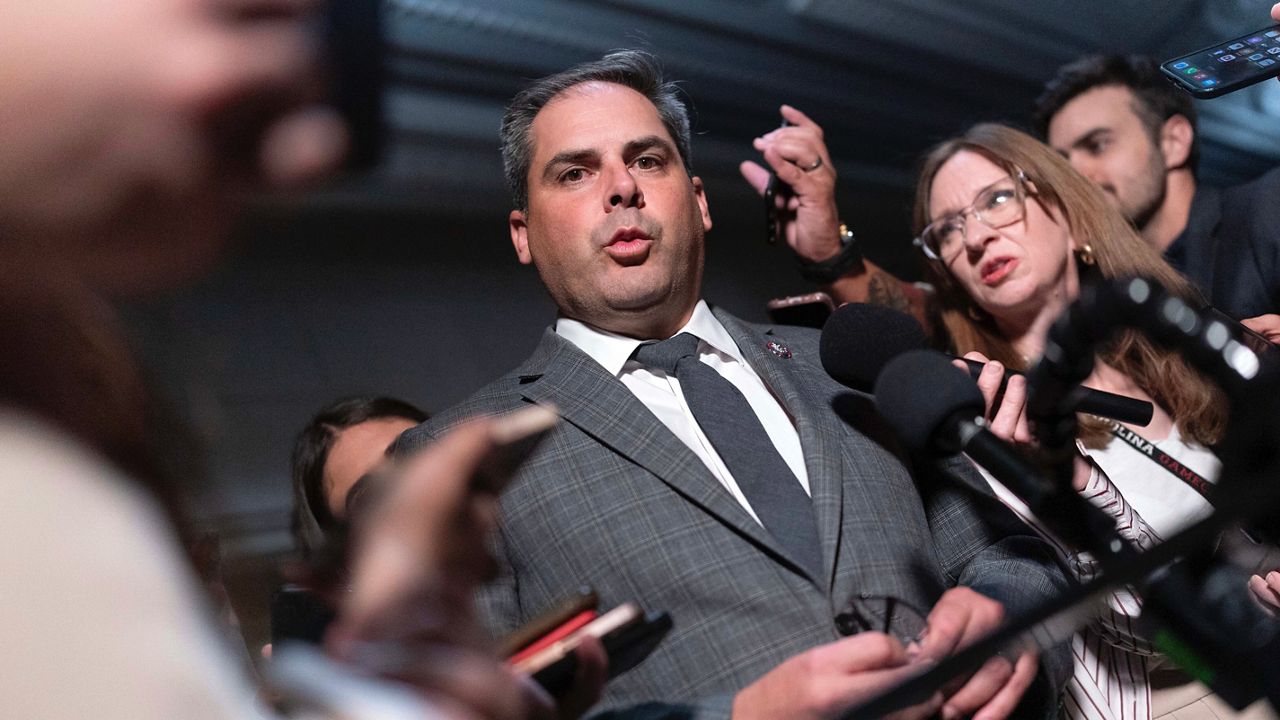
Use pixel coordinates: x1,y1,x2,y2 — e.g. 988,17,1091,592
910,124,1279,720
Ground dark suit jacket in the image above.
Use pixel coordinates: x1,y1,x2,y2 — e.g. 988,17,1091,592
402,307,1070,718
1166,166,1280,319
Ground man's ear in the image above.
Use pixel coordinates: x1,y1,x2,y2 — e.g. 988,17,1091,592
509,209,533,265
1159,114,1194,171
691,176,712,232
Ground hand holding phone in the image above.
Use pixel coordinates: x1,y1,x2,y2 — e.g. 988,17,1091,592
271,584,336,647
741,106,844,264
1161,24,1280,98
500,587,600,658
763,119,796,245
338,407,558,642
507,600,674,697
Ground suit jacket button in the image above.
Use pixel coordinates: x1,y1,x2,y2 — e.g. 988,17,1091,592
834,612,860,636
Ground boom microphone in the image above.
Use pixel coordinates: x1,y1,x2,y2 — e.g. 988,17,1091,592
819,303,1153,426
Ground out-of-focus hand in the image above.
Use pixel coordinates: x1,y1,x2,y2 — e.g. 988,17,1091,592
340,413,522,645
373,643,552,720
1249,571,1280,616
732,632,943,720
1274,4,1280,33
0,0,346,293
739,105,842,262
332,408,606,720
548,637,608,720
918,588,1038,720
1241,314,1280,344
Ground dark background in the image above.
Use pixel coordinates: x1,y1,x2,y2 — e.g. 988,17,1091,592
119,0,1280,649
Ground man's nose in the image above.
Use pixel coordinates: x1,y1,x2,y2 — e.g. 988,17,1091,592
602,161,643,212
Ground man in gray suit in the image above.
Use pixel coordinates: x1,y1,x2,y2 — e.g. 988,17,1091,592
403,51,1070,719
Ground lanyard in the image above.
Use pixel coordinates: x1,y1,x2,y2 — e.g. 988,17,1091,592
1106,421,1215,502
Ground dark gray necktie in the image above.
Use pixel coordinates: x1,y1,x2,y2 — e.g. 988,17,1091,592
634,332,822,579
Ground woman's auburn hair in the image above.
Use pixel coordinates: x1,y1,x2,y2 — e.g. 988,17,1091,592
911,123,1226,447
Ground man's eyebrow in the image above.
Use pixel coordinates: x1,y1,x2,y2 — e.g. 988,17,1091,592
1069,127,1110,150
541,148,598,181
624,135,676,158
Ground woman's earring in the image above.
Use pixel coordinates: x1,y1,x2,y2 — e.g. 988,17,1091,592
1075,243,1096,266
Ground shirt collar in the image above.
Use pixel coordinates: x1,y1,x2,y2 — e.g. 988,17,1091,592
554,300,743,376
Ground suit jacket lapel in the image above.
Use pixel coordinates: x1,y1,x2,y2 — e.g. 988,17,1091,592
514,329,799,570
715,309,846,591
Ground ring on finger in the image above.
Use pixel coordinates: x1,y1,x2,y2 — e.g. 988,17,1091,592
800,157,824,172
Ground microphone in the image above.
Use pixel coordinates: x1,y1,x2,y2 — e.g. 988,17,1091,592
819,303,1153,426
872,349,1135,560
872,350,1054,506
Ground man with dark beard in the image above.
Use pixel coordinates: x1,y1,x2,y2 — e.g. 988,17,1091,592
1032,53,1280,340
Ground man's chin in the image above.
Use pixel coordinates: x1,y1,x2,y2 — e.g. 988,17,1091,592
605,291,669,314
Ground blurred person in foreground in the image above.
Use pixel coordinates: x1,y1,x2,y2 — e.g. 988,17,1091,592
907,123,1275,720
403,49,1073,720
0,1,601,718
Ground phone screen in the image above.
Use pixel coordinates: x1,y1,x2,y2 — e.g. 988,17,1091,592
271,585,336,646
1161,25,1280,97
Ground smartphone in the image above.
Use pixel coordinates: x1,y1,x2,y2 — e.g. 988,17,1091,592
764,119,795,244
320,0,385,170
270,584,337,646
1161,25,1280,98
1204,307,1275,360
513,603,674,696
500,587,599,657
767,292,836,329
1234,320,1275,360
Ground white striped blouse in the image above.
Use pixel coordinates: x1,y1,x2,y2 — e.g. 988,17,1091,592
974,427,1220,720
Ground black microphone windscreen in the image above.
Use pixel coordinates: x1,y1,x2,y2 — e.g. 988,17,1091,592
873,350,984,453
820,303,928,391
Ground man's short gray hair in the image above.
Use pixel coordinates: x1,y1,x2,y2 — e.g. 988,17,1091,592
500,50,694,210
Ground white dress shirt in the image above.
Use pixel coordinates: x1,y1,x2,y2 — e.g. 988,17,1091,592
555,301,809,526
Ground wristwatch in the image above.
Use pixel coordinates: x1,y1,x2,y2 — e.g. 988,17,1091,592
796,223,863,283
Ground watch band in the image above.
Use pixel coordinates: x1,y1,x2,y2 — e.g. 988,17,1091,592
796,223,863,283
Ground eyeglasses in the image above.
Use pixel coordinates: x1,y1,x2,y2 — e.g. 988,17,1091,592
915,170,1029,263
841,594,928,646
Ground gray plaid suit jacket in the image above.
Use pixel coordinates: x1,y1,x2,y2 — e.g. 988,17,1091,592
403,307,1070,719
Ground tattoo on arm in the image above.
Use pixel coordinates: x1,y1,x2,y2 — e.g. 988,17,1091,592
867,272,912,314
866,271,942,345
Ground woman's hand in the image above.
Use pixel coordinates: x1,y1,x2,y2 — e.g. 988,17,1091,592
954,352,1093,491
953,352,1031,444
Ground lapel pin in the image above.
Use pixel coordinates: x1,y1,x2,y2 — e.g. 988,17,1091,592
766,340,792,359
